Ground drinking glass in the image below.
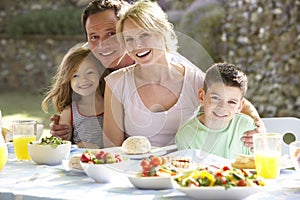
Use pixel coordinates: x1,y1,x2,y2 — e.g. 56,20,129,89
0,110,8,171
289,141,300,172
253,133,282,179
12,120,37,160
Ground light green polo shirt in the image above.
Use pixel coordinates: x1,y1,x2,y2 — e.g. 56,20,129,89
175,113,256,159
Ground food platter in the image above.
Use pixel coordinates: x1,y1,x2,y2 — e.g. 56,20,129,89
176,186,264,200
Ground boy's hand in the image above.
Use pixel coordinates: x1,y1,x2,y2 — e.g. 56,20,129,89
241,118,266,151
50,114,71,140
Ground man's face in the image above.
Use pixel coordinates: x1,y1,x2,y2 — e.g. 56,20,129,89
86,10,126,68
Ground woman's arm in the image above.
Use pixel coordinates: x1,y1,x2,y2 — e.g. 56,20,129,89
240,98,266,151
241,98,266,132
103,84,125,147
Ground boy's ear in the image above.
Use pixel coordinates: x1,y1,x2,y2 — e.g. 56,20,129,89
238,98,245,112
198,88,205,104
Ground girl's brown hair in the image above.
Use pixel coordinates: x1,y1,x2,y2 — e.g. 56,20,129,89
42,44,92,113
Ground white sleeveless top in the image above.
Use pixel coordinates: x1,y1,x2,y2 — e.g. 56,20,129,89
105,60,204,147
71,101,104,148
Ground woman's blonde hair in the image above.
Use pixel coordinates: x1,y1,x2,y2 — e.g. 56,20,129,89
42,44,92,113
116,0,178,52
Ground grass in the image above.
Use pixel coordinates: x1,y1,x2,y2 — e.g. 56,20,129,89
0,91,55,134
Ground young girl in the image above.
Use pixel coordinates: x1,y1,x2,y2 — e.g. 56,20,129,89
42,44,104,148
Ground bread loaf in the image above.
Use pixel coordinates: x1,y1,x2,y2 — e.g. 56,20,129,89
122,136,151,154
68,154,83,170
231,154,255,169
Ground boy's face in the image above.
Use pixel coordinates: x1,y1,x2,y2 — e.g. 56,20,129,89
198,82,244,129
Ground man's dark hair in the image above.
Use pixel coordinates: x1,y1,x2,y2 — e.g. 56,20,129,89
81,0,129,38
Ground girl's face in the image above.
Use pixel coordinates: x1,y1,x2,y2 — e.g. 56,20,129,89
198,82,244,129
71,59,100,97
122,19,166,65
86,10,126,68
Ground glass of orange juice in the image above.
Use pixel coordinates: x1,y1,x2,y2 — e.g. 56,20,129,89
12,120,37,160
253,133,282,179
0,110,8,171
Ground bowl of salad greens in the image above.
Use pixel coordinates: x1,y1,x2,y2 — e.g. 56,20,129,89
28,136,71,165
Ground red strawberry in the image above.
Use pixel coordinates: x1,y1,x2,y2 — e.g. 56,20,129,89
80,153,91,163
95,150,105,160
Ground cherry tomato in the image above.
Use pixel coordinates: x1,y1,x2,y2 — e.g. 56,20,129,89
222,166,230,171
237,179,247,186
150,156,161,166
219,176,227,185
160,157,166,165
140,160,148,168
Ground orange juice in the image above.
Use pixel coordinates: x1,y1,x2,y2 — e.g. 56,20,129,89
13,135,36,160
255,152,281,179
0,144,8,171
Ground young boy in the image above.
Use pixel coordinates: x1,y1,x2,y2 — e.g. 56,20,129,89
175,63,257,159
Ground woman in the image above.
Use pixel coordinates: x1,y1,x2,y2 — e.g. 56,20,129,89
101,1,188,147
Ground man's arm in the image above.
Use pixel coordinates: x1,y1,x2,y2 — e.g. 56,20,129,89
49,114,71,140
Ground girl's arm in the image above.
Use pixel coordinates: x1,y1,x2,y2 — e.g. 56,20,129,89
59,106,73,141
103,84,125,147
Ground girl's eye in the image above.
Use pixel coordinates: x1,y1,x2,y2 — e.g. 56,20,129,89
87,70,95,75
72,74,79,78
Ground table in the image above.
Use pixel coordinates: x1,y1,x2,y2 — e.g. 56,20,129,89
1,149,300,200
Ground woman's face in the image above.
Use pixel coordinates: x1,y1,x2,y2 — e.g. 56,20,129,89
86,10,126,68
71,58,100,97
122,19,166,65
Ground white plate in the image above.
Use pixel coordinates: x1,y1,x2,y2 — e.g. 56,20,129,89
128,176,174,190
277,177,300,189
104,146,172,160
176,186,263,200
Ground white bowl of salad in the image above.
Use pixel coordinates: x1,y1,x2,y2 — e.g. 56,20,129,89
80,150,128,183
28,136,71,166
